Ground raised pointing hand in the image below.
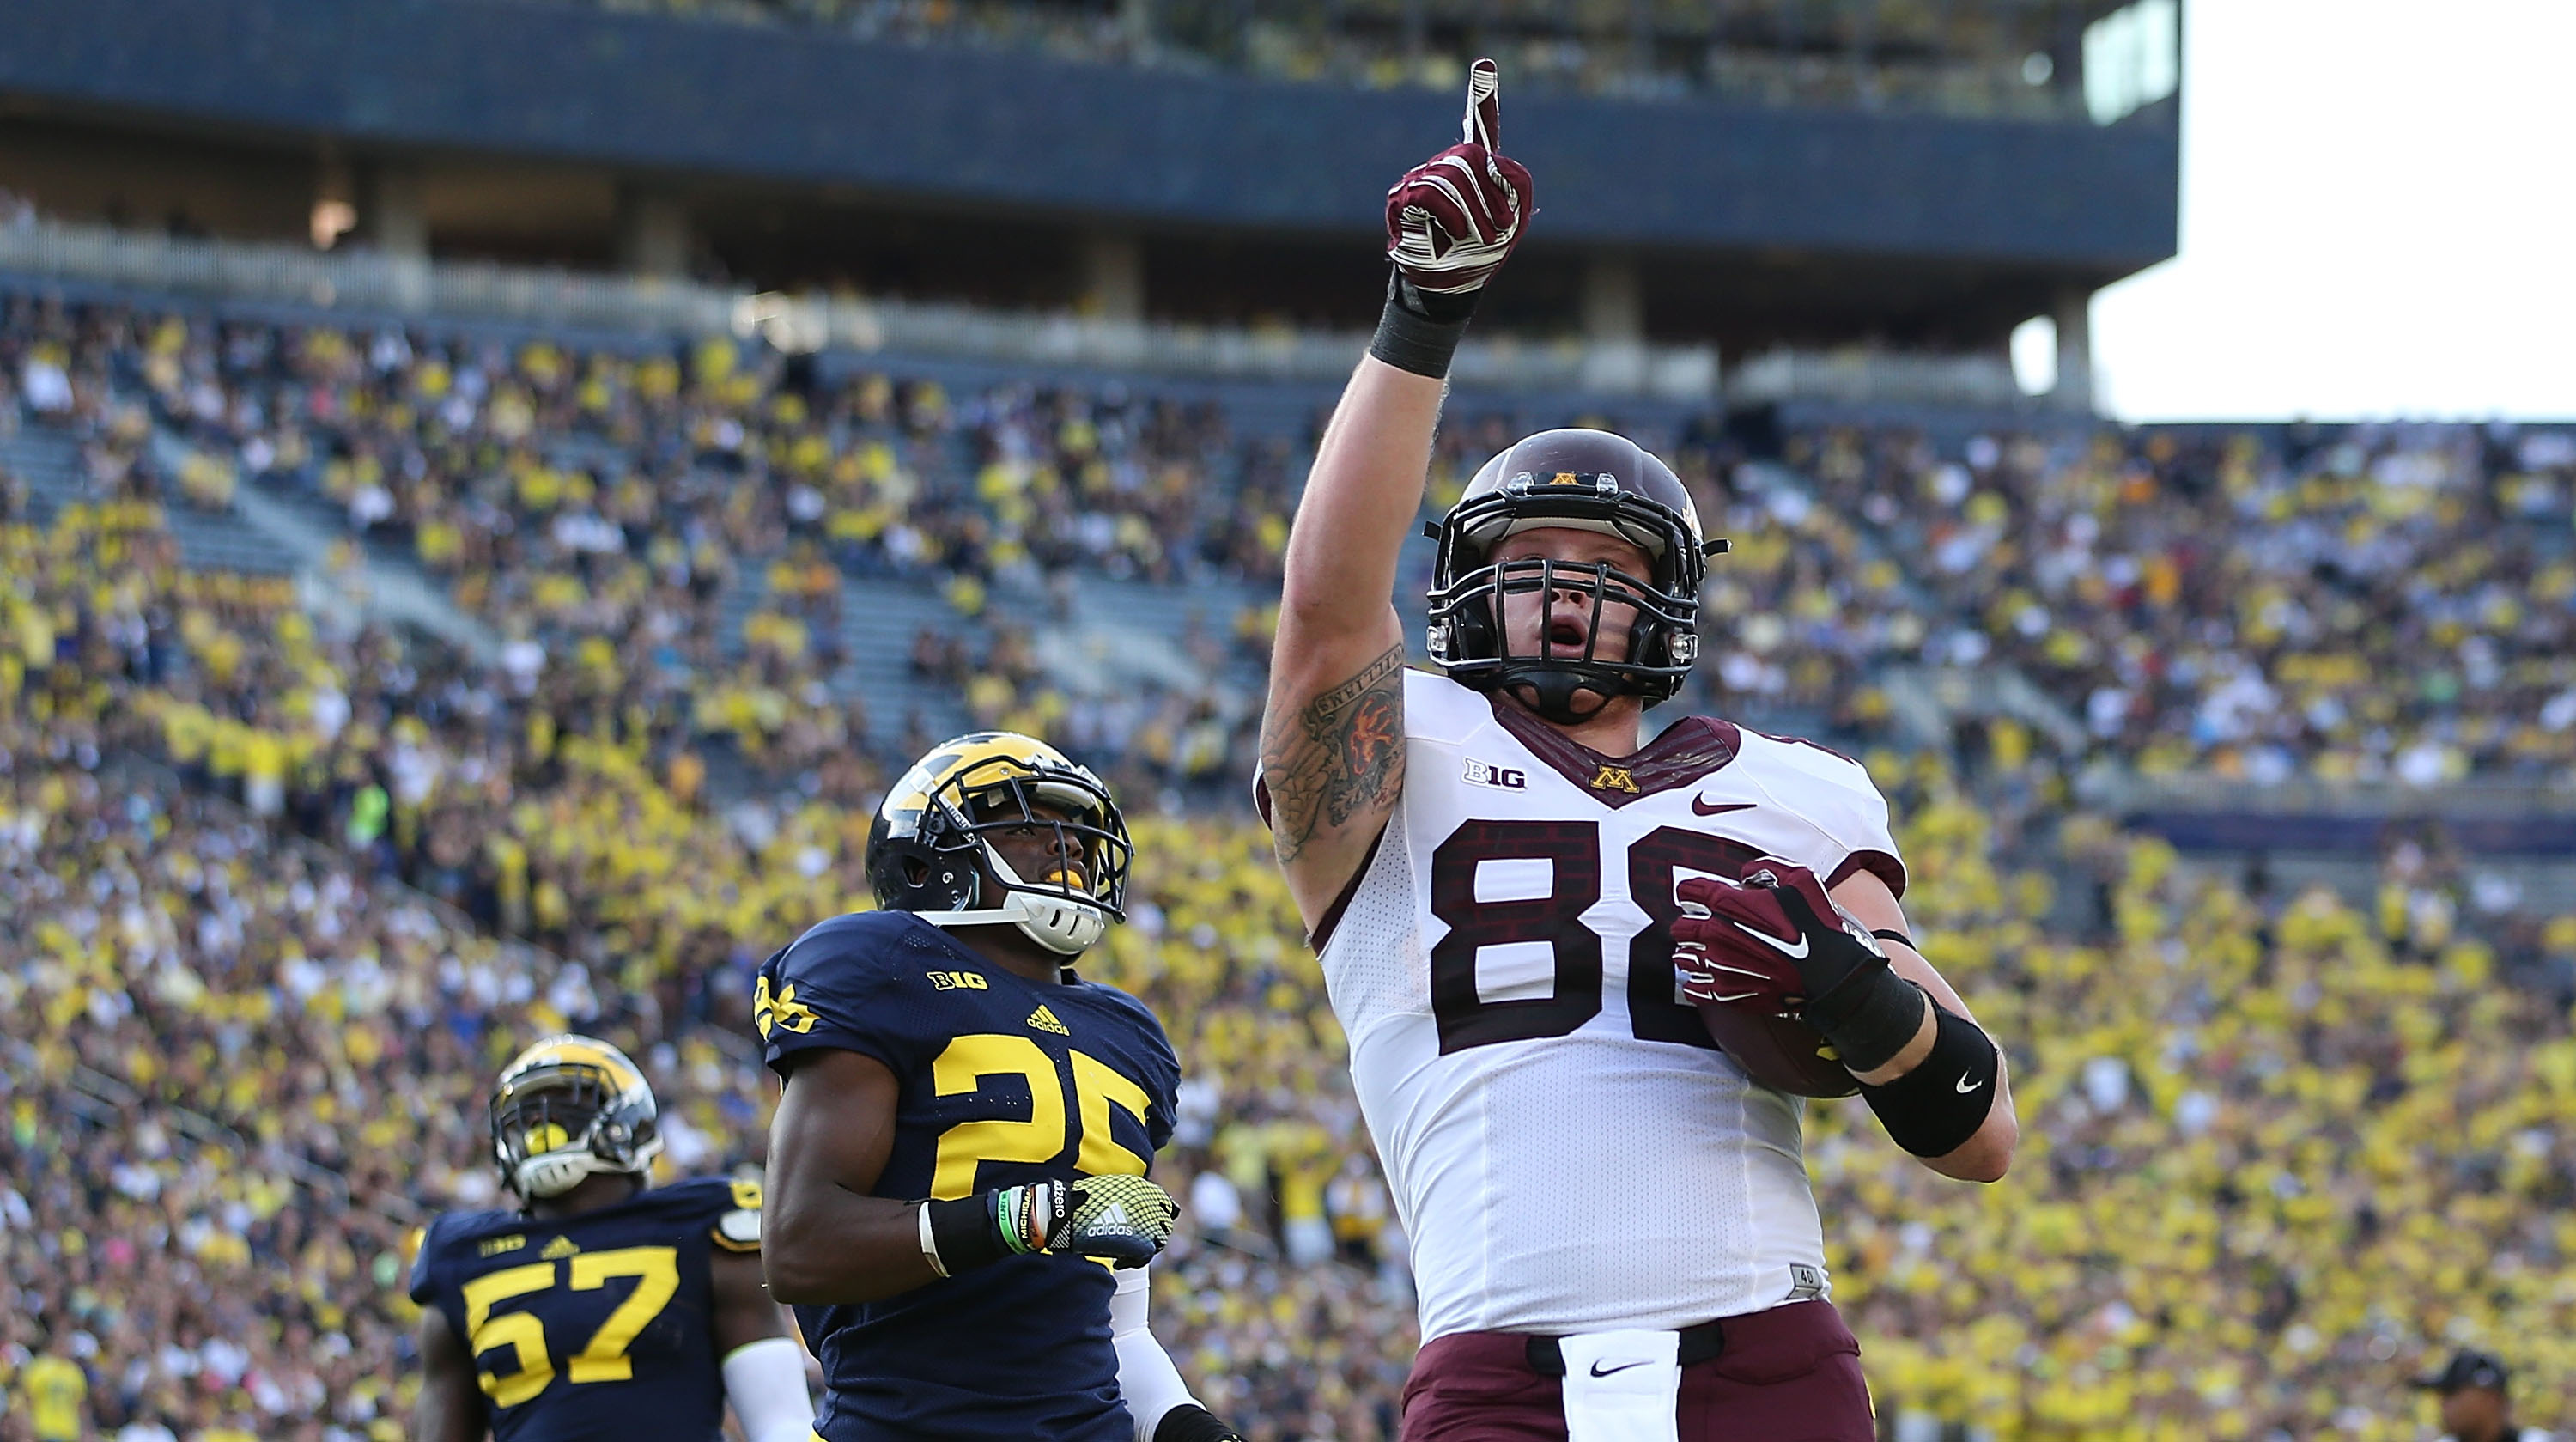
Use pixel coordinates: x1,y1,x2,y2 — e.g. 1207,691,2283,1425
1462,56,1500,149
1385,58,1532,297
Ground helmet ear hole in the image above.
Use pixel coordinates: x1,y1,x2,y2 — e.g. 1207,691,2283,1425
903,857,930,885
1454,593,1498,656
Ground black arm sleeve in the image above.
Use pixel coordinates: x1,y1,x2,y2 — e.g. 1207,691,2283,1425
1367,271,1479,378
1855,1004,2001,1159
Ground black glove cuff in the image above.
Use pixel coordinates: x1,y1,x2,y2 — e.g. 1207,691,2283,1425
1155,1404,1248,1442
1368,271,1478,378
1802,968,1927,1075
1856,1004,2001,1158
923,1192,1018,1275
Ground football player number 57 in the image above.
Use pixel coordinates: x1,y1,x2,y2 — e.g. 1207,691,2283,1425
459,1247,680,1406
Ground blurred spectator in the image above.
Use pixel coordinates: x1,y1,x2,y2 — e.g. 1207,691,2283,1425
16,1333,89,1440
2412,1349,2555,1442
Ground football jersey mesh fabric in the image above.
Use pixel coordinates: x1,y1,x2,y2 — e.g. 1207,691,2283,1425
1321,672,1903,1341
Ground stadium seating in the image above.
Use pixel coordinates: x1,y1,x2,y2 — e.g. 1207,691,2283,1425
1790,422,2576,787
9,295,2576,1439
0,722,778,1439
18,296,1901,782
0,447,1424,1438
1813,759,2576,1439
91,300,1279,772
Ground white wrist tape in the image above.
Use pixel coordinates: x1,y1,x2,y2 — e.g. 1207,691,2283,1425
918,1202,950,1278
721,1336,816,1442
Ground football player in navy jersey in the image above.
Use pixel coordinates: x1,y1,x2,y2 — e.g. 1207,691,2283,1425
410,1035,816,1442
758,732,1243,1442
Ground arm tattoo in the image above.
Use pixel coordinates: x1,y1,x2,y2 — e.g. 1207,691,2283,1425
1262,644,1406,865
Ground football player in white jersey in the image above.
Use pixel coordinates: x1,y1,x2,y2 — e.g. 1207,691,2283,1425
1256,61,2017,1442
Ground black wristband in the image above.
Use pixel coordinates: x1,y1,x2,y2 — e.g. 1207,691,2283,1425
1856,1004,2001,1158
1871,928,1915,952
1368,271,1479,378
923,1194,1012,1275
1802,969,1928,1076
1155,1404,1247,1442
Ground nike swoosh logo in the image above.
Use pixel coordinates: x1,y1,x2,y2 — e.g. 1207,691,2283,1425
1732,922,1809,959
1691,798,1755,817
1685,959,1774,1006
1955,1074,1985,1093
1589,1360,1650,1378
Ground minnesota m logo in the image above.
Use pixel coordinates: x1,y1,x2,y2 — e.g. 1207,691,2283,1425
1589,764,1638,794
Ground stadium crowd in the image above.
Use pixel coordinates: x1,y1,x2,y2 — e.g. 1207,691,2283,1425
1794,422,2576,788
0,723,776,1442
1816,761,2576,1438
94,296,1287,787
0,477,1420,1439
9,295,2576,1439
19,295,1922,794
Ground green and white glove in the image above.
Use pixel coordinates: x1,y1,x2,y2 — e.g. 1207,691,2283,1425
996,1174,1177,1268
922,1174,1178,1277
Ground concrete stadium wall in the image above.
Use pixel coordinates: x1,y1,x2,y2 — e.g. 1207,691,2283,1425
0,0,2177,271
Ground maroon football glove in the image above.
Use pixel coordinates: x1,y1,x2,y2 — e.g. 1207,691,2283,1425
1384,58,1534,297
1674,861,1927,1074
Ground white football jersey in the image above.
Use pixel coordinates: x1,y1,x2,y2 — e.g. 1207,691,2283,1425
1313,671,1906,1341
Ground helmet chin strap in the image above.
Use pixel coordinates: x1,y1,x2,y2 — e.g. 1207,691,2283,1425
914,852,1108,956
507,1119,656,1200
1515,670,1613,725
1493,661,1651,726
513,1150,632,1200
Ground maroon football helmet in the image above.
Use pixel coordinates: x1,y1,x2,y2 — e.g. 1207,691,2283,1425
1425,428,1726,723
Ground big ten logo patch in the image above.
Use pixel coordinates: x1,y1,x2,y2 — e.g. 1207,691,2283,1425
926,970,989,992
1462,758,1528,791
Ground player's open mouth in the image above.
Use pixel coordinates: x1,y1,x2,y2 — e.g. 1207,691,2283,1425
1042,865,1088,891
1547,619,1589,651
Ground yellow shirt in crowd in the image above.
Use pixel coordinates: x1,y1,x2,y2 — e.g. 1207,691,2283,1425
19,1354,86,1441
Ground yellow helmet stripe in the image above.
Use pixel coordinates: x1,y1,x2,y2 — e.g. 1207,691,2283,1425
497,1035,645,1098
884,732,1090,819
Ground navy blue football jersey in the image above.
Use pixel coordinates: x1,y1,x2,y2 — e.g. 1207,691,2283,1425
755,910,1182,1441
408,1176,763,1442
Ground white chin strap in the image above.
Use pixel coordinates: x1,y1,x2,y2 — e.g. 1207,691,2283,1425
513,1149,627,1200
916,854,1109,956
506,1118,662,1200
